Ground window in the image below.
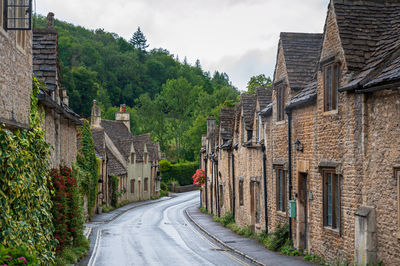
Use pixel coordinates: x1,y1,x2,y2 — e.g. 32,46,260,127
276,167,286,212
219,184,224,209
323,169,340,229
247,130,253,143
239,179,244,206
277,86,284,121
130,179,135,194
131,153,135,164
144,153,148,164
144,177,148,192
5,0,32,30
324,63,339,111
396,168,400,227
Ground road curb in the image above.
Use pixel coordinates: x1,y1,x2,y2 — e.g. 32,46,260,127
185,208,266,266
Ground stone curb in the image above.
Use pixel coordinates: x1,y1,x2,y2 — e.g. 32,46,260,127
185,208,266,266
91,196,172,224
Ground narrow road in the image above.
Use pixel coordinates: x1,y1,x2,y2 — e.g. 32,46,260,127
83,191,255,266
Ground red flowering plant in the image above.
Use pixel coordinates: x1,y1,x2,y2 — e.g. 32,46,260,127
192,169,206,186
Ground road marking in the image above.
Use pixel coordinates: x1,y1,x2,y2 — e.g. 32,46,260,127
182,207,250,266
88,229,102,266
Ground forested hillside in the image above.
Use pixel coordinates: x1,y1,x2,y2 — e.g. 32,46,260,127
33,15,239,161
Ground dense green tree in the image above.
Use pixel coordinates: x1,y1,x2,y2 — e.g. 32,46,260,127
129,27,149,51
246,74,272,94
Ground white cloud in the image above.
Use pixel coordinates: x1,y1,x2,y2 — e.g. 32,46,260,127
35,0,330,89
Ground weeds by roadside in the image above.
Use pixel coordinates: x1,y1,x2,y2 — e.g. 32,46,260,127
54,234,90,265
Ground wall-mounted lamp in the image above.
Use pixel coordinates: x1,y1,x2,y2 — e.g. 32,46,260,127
295,140,304,152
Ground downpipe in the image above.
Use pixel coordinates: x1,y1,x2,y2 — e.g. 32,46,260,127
231,152,235,221
261,144,268,234
286,109,293,242
205,159,208,211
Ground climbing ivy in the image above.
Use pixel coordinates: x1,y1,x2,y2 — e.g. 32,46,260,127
0,77,56,263
109,175,119,208
76,120,98,216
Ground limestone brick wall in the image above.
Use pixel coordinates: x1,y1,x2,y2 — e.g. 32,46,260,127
363,89,400,265
219,148,233,217
60,118,78,167
0,29,32,128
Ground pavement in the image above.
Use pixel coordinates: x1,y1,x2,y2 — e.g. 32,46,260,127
186,205,312,266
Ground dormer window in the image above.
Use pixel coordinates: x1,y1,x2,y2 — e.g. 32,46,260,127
131,153,135,164
144,153,148,164
324,63,339,111
277,86,284,121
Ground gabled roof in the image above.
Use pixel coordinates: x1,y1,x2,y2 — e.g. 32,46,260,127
106,148,127,176
279,32,323,89
33,28,60,92
241,94,257,130
256,86,273,110
333,0,400,92
132,134,152,162
101,120,133,159
91,129,105,155
219,107,235,140
285,82,317,111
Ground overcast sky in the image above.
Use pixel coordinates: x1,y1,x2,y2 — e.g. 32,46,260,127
35,0,330,90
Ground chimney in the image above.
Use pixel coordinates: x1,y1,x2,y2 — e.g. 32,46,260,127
46,12,55,29
115,104,130,132
60,89,69,106
207,117,216,152
90,100,102,129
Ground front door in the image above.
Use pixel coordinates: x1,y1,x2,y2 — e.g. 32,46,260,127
296,173,308,250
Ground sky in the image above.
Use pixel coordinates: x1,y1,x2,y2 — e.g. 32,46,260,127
35,0,330,90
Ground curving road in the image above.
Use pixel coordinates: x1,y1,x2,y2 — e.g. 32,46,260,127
82,191,254,266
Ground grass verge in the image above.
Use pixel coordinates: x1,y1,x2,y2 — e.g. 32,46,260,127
55,233,90,266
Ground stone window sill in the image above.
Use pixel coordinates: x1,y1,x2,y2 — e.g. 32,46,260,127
277,210,287,217
322,109,338,116
323,226,341,236
275,120,286,126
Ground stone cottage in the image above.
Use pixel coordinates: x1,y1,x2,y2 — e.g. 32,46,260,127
0,1,32,129
33,13,82,168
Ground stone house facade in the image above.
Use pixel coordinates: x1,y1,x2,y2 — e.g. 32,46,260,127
33,13,82,169
0,2,32,129
91,104,161,206
200,1,400,264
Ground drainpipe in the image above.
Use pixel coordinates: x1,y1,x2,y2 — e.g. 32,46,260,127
199,153,202,207
217,163,220,217
261,144,268,234
211,158,214,214
286,110,293,241
205,158,208,211
231,152,235,220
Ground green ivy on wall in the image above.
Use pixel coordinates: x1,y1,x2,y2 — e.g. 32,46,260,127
76,120,99,216
109,175,119,208
0,77,56,263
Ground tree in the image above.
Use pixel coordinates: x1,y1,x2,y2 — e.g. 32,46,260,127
246,74,272,94
129,27,149,51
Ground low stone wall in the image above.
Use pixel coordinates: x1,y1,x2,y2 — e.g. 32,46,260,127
170,183,199,193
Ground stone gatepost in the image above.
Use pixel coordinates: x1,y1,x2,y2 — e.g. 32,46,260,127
354,206,376,265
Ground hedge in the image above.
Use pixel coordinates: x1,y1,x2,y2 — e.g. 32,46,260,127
160,160,198,186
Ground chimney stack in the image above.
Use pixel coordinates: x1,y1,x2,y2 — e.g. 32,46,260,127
90,100,102,128
115,104,130,132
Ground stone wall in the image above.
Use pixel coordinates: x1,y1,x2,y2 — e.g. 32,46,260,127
0,29,32,128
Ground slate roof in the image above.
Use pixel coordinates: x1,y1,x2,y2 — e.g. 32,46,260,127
334,0,400,92
279,32,323,89
132,134,152,162
91,129,105,155
259,103,273,118
285,82,317,111
256,87,273,110
241,94,257,130
219,107,235,140
33,28,60,92
106,148,127,176
101,120,133,159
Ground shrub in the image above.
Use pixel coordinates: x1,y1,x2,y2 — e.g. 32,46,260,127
0,78,56,263
109,175,119,207
102,205,114,213
199,206,208,214
160,160,198,186
159,160,171,172
0,245,39,266
220,212,234,227
264,223,289,251
280,239,302,256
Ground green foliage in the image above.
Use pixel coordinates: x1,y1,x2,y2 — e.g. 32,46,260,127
109,175,119,208
33,15,239,161
159,190,168,197
199,206,208,214
0,245,39,265
159,160,172,172
0,77,55,263
264,224,289,251
102,205,114,213
76,120,99,216
280,239,302,256
160,160,198,186
304,253,327,265
246,74,272,94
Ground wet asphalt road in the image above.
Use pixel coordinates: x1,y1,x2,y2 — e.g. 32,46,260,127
83,191,254,266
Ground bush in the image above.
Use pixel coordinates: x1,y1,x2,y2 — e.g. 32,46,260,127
264,223,289,251
199,206,208,214
160,190,169,197
109,175,119,207
220,212,234,227
160,161,198,186
0,245,39,266
102,205,114,213
280,239,302,256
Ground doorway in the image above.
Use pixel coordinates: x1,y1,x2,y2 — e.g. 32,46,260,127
296,172,308,250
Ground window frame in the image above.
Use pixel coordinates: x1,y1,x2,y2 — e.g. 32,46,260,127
323,62,339,112
131,152,135,164
276,86,285,121
396,168,400,227
322,169,341,230
239,179,244,206
130,179,135,194
144,177,148,192
276,167,286,212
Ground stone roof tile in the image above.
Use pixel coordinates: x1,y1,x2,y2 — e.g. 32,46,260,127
241,94,257,130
